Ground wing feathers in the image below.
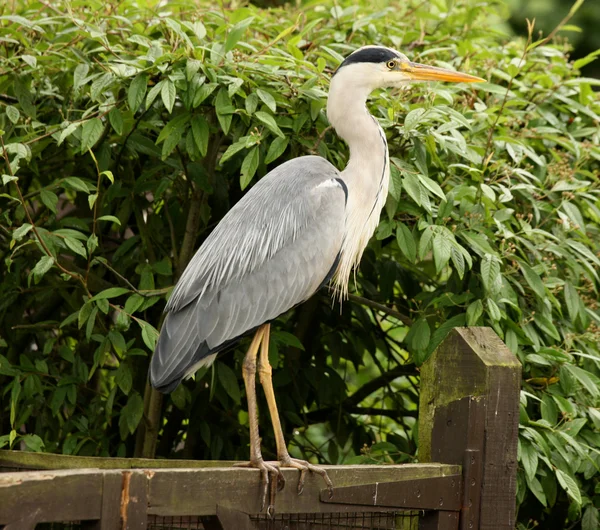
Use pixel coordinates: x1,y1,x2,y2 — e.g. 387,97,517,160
150,156,346,392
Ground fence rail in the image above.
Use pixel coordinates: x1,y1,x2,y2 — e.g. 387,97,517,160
0,327,521,530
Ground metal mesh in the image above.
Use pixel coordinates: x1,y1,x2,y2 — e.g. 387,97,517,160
147,511,419,530
35,521,84,530
148,516,205,529
250,512,419,530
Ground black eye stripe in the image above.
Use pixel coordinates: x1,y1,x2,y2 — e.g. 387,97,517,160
336,47,400,70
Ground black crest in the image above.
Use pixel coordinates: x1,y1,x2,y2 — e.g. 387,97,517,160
335,47,399,73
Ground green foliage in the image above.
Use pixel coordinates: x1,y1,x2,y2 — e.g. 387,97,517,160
0,0,599,527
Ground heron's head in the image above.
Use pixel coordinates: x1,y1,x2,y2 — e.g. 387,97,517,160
332,45,484,91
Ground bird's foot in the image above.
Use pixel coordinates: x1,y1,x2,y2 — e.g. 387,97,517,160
277,453,334,498
234,458,284,515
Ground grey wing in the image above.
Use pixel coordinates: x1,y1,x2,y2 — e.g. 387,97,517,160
149,156,346,392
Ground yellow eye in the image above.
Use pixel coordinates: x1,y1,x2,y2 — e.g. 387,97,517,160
386,60,396,70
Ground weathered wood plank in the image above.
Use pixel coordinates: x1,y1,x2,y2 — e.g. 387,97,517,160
0,450,235,471
419,511,459,530
146,464,460,516
0,469,117,524
419,327,521,530
82,472,123,530
122,471,148,529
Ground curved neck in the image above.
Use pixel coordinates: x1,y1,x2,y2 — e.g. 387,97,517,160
327,80,387,183
326,73,390,299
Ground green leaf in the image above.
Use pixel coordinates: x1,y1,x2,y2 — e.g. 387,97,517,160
254,111,284,139
406,318,430,356
257,89,276,113
265,137,288,164
480,254,501,294
108,330,127,356
240,147,259,190
217,362,241,404
561,202,585,230
81,118,103,152
540,394,558,424
191,115,209,157
466,300,483,326
2,174,18,185
39,189,58,214
6,105,20,124
555,469,581,505
139,320,159,351
13,223,33,241
427,314,466,356
273,331,305,350
62,176,92,194
486,298,501,321
525,474,547,507
433,231,452,273
21,434,44,452
582,506,599,530
128,73,148,113
64,236,87,258
109,107,123,135
87,234,98,254
563,365,600,398
520,440,538,481
161,79,176,113
97,215,121,226
100,170,114,184
120,392,143,437
402,172,422,206
220,137,250,165
78,301,93,329
32,255,54,283
417,174,445,201
224,17,254,53
90,287,130,301
563,282,580,322
405,108,426,132
518,262,546,299
396,223,416,263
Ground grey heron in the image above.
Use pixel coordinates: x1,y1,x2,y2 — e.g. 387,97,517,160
149,45,483,510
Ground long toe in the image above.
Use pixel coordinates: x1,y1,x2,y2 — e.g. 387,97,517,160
233,459,283,513
279,457,334,497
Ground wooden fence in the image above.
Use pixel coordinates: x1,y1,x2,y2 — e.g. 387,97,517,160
0,327,521,530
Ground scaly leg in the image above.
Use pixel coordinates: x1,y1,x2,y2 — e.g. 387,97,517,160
234,324,284,512
258,324,334,501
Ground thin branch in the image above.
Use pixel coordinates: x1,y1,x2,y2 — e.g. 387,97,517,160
305,405,417,424
347,293,413,326
303,365,417,424
346,365,417,407
0,135,89,294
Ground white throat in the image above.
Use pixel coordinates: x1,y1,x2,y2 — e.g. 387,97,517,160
327,66,390,300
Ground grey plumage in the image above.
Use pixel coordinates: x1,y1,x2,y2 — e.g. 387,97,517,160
150,156,346,392
150,46,484,395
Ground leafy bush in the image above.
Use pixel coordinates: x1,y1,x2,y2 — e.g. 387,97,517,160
1,0,599,527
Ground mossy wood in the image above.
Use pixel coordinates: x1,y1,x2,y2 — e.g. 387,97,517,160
0,464,456,528
419,327,521,530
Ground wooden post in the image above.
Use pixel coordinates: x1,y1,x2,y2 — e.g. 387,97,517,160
419,327,521,530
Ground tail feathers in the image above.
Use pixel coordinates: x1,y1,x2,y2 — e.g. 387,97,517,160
149,306,214,394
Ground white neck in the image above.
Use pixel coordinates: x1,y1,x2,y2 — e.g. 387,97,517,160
326,70,390,299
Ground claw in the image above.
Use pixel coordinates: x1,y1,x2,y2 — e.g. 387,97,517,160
276,455,333,499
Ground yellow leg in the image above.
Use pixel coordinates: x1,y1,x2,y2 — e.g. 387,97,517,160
236,324,282,513
258,324,334,497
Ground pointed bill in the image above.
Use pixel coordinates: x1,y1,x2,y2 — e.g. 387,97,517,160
403,62,485,83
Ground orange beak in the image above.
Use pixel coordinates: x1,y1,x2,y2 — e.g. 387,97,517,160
403,62,485,83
